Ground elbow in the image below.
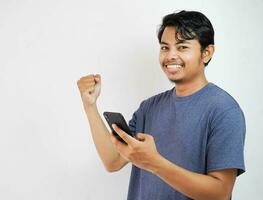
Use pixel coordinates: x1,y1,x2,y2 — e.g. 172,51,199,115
213,187,233,200
209,187,232,200
106,167,120,173
105,165,120,173
196,184,233,200
102,156,128,172
214,195,231,200
104,162,122,173
221,192,232,200
197,193,231,200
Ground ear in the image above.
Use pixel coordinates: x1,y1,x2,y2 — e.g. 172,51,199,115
202,44,215,65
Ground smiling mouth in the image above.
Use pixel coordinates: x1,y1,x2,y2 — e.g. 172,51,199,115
165,64,183,69
164,64,184,74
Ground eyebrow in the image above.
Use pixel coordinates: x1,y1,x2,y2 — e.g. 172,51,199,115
160,40,190,45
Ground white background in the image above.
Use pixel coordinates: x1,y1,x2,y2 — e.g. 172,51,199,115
0,0,262,199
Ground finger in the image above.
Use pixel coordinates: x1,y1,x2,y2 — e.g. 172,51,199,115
94,74,101,83
78,74,100,86
110,134,124,147
112,124,136,145
110,135,129,155
78,82,94,87
77,79,96,85
78,82,96,88
135,133,147,141
78,76,96,84
110,135,118,144
80,74,95,80
78,85,95,93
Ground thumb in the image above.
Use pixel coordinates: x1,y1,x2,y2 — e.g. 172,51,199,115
94,74,101,83
135,133,147,141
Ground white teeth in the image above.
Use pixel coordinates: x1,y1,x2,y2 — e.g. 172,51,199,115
166,64,182,69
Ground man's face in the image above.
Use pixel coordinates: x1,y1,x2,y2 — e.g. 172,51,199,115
159,26,206,84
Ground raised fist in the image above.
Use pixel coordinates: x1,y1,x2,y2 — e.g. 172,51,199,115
77,74,101,106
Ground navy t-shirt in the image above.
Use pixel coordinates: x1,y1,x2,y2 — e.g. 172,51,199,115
127,83,246,200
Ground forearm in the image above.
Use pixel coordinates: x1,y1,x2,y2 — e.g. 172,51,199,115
84,104,121,168
152,155,230,200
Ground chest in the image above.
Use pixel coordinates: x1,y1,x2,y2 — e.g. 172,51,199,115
143,102,211,167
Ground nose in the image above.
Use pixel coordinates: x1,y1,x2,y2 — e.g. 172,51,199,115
166,48,179,60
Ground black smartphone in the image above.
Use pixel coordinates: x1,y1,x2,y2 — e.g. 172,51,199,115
103,112,133,143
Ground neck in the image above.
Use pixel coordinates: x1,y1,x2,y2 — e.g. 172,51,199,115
175,78,208,97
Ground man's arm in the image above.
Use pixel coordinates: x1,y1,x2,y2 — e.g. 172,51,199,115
152,155,237,200
111,125,237,200
84,105,129,172
77,74,129,172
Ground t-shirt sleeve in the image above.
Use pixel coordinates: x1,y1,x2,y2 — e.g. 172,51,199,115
128,100,147,136
207,106,246,176
128,111,137,135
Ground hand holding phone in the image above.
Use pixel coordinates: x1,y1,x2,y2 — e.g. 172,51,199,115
103,112,133,143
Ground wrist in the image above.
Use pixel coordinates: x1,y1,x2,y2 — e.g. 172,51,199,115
149,153,167,175
84,103,98,113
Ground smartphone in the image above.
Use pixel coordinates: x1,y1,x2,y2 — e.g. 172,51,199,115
103,112,133,143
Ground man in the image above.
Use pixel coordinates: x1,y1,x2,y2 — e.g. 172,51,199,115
77,10,246,200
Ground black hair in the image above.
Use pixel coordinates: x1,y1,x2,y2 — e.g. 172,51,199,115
157,10,214,66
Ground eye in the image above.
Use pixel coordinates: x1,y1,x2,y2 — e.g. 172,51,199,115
160,46,168,51
178,46,188,50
